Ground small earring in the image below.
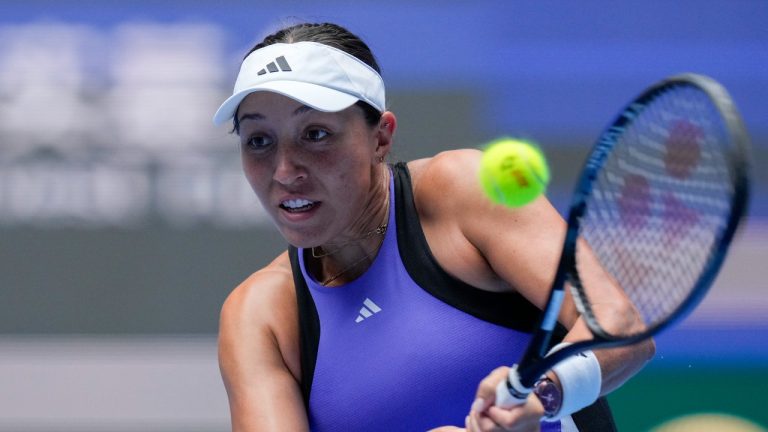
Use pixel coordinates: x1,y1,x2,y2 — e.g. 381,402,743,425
378,155,385,163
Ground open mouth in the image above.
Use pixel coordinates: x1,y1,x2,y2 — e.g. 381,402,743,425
280,198,317,213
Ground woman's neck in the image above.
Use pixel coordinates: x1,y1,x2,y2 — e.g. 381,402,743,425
311,165,390,286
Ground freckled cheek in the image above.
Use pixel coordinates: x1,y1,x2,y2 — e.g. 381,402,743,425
241,161,271,203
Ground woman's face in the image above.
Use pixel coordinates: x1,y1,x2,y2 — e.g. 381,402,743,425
236,91,387,248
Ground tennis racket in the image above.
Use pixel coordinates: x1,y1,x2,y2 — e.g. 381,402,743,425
495,73,751,408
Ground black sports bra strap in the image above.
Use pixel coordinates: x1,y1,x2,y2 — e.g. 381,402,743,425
289,246,320,408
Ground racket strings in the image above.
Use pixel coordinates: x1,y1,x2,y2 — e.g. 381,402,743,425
576,85,736,336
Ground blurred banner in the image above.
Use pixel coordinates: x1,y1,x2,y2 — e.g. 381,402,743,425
0,1,766,431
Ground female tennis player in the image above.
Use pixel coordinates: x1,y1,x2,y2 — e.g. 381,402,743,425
215,22,654,432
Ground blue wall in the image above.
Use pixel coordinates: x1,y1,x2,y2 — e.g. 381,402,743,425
2,0,766,140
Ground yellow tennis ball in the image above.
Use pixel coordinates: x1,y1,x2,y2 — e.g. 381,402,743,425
479,137,550,208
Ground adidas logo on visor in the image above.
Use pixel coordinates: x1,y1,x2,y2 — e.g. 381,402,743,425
257,56,292,75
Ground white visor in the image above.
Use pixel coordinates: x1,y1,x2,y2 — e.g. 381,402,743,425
213,41,385,126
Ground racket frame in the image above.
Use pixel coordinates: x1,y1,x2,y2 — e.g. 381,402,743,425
511,73,751,391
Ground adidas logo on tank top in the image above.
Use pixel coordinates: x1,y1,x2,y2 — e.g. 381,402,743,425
355,298,382,323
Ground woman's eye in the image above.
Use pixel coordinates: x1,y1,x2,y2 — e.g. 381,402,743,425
305,128,330,141
245,135,273,150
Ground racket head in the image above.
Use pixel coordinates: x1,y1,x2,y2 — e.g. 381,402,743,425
567,73,751,343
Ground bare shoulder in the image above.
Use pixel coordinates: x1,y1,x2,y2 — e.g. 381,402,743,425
219,251,301,379
408,148,481,173
218,253,309,429
221,251,296,329
407,149,484,219
408,147,562,236
406,148,568,313
406,150,508,291
222,251,294,312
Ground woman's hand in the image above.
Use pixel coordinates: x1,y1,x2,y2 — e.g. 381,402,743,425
465,367,544,432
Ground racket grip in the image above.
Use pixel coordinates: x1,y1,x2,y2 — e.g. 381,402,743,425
494,365,533,408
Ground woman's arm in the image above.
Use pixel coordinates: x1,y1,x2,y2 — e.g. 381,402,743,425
413,149,654,430
218,254,309,432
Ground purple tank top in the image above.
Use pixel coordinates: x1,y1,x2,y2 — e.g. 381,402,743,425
297,166,562,431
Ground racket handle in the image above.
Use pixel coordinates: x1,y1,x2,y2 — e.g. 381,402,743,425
494,365,533,408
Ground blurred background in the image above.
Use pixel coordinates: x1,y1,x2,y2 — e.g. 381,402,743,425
0,1,766,431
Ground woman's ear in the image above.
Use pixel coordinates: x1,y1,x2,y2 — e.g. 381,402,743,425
374,111,397,161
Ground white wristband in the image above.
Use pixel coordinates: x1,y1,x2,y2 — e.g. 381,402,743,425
543,343,601,422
